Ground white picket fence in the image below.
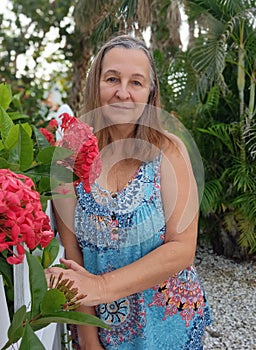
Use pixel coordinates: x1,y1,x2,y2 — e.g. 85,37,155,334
0,274,10,348
0,203,72,350
0,242,69,350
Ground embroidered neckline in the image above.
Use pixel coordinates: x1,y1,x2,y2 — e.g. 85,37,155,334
93,161,145,198
92,152,162,198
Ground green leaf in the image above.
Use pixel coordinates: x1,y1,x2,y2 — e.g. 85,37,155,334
0,255,13,286
0,82,12,110
41,237,59,268
8,112,29,121
38,176,51,193
0,157,10,168
40,195,51,212
52,263,67,269
31,310,110,329
25,163,76,183
50,164,78,183
18,124,34,171
26,251,47,319
19,323,45,350
25,164,51,177
0,106,14,141
7,305,26,344
37,146,72,164
11,92,23,112
4,124,20,149
20,122,32,137
41,289,66,315
32,125,50,150
36,147,55,164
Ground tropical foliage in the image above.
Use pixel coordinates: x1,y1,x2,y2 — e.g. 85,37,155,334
174,0,256,258
1,0,256,259
0,82,76,210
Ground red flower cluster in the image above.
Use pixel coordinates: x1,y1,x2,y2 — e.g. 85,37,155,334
39,127,55,145
48,119,58,130
38,118,59,145
57,113,102,192
0,169,54,264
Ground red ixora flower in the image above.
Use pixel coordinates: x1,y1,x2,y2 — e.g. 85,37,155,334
48,118,58,130
57,113,102,192
0,169,54,264
39,127,55,145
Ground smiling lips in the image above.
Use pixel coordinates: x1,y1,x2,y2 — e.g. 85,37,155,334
110,103,134,110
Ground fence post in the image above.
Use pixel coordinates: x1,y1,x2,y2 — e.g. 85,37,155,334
0,275,11,348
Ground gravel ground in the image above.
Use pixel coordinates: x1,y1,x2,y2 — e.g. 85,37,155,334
195,245,256,350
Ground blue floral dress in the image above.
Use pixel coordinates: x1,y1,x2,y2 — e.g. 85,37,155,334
74,154,212,350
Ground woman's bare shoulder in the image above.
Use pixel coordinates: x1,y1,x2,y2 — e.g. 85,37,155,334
162,131,190,161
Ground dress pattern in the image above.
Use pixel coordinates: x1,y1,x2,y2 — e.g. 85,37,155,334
75,154,212,349
149,266,206,327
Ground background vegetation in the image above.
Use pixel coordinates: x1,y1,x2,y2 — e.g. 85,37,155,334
1,0,255,260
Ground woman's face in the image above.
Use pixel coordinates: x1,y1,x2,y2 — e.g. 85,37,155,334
99,47,151,125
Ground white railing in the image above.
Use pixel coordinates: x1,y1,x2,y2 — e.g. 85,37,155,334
0,275,10,348
0,202,71,350
0,243,66,350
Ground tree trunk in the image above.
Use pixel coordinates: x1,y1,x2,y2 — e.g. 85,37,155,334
207,214,249,261
68,34,93,117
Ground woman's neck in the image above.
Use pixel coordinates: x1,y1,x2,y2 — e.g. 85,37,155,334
108,123,136,141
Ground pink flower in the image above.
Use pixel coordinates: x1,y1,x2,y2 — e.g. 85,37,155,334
57,114,102,192
0,169,54,264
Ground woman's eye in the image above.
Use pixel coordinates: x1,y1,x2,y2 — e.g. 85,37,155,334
132,80,142,86
106,77,118,83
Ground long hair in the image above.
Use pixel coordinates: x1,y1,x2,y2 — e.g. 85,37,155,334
79,35,168,158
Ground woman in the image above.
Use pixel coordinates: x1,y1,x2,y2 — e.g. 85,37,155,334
50,35,212,350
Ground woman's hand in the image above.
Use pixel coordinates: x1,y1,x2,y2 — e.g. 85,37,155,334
46,258,106,306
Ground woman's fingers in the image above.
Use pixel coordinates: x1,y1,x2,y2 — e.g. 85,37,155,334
45,264,106,306
59,258,85,272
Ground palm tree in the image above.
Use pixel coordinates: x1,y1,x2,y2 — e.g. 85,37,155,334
173,0,256,258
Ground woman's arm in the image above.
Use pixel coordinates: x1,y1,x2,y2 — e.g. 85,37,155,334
48,136,199,307
52,187,103,350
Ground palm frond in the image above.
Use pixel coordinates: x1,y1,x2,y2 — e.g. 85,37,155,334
222,207,256,254
232,192,256,220
190,35,226,77
74,0,107,33
234,201,256,253
228,157,256,192
218,0,240,14
238,227,256,254
200,179,222,215
186,1,256,101
196,86,220,115
243,117,256,160
222,7,256,43
198,123,237,154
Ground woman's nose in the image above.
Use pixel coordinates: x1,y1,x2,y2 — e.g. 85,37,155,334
115,84,131,100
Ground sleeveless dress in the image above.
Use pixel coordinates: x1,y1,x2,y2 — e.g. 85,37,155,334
74,154,212,350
